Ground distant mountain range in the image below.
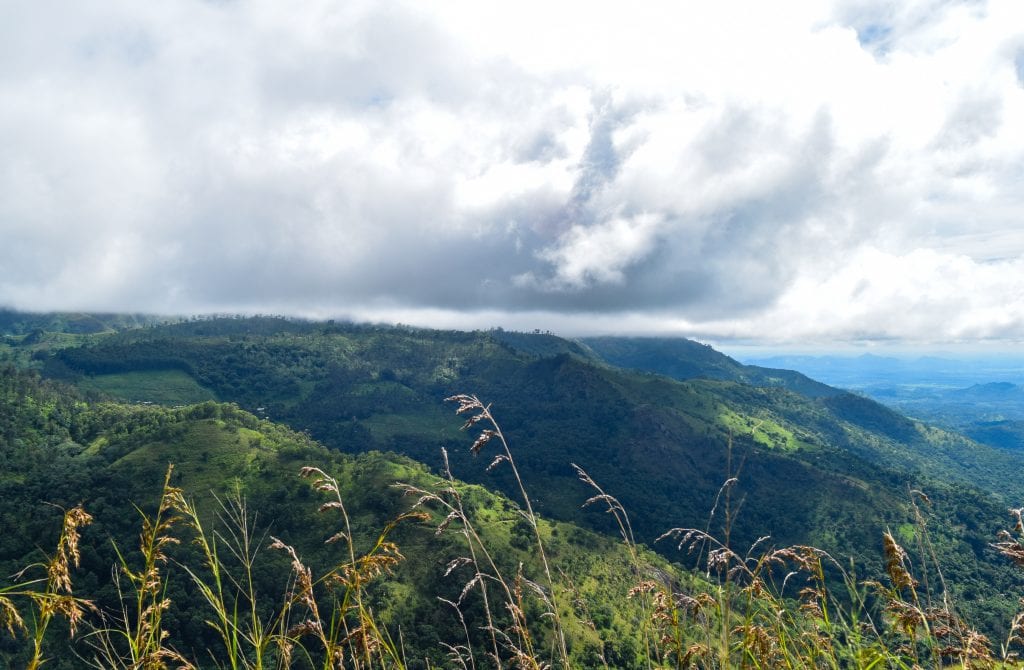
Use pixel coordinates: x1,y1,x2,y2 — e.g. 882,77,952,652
743,352,1024,390
741,352,1024,452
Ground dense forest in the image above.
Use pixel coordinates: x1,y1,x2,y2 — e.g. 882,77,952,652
2,313,1024,667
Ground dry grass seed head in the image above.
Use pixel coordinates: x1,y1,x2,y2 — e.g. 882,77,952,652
275,636,296,667
993,511,1024,568
445,394,484,416
486,454,508,471
735,623,779,662
1006,606,1024,651
445,395,499,455
743,577,770,600
436,510,462,536
269,537,317,612
51,594,95,637
340,542,404,588
798,587,825,618
882,531,918,590
886,599,926,637
673,593,705,616
299,466,339,496
286,619,323,639
926,610,994,665
627,580,658,599
520,575,552,611
1013,507,1024,534
339,622,385,659
707,547,736,574
769,545,825,574
325,530,348,545
444,557,473,577
994,531,1024,568
0,597,24,636
138,517,181,567
680,643,710,667
649,589,675,624
470,429,496,456
656,527,704,553
441,641,472,670
48,505,93,596
458,573,484,605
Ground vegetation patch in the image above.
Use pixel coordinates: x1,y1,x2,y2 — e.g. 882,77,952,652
360,407,455,442
79,369,216,405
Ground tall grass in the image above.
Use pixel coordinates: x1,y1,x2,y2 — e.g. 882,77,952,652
0,504,93,669
3,392,1024,668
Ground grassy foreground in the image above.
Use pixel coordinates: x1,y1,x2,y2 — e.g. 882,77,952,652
3,394,1024,669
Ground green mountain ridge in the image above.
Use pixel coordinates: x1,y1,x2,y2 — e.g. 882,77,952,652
4,313,1024,644
580,336,841,398
0,365,676,668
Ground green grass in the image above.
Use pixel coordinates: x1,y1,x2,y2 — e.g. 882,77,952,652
360,406,456,441
80,369,216,405
110,419,254,497
713,407,807,452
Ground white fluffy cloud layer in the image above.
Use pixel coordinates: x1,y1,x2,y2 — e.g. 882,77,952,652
2,0,1024,344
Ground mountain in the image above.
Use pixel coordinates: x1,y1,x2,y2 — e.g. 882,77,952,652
581,336,841,398
0,308,165,337
3,313,1024,640
953,381,1024,400
6,318,1015,635
964,420,1024,452
743,352,1024,390
734,351,1024,454
0,364,675,668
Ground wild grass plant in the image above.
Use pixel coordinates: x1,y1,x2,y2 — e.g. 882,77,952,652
3,393,1024,668
0,504,93,669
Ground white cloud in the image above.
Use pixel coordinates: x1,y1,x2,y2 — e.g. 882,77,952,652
525,213,662,290
1,0,1024,344
735,247,1024,343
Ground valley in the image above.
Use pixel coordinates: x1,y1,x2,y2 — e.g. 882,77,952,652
744,352,1024,453
2,313,1024,667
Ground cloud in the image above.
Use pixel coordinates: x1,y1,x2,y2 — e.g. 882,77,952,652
725,247,1024,344
521,213,662,290
2,0,1024,344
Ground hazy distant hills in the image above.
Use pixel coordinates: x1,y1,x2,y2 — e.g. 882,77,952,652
0,307,165,336
745,352,1024,390
744,353,1024,451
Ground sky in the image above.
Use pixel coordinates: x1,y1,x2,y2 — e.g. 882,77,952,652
2,0,1024,348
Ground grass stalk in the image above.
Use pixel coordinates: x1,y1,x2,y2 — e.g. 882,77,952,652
446,394,570,668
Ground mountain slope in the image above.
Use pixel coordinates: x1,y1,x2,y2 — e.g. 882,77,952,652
33,320,1024,635
45,322,1024,505
581,335,840,398
0,365,678,668
0,315,1020,640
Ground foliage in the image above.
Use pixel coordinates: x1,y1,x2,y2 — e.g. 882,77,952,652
7,316,1024,658
21,319,1024,638
4,384,1024,668
0,368,675,667
580,336,840,398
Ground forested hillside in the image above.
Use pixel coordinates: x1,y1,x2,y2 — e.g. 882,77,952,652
581,336,840,398
2,315,1024,666
0,365,682,668
25,318,1024,630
